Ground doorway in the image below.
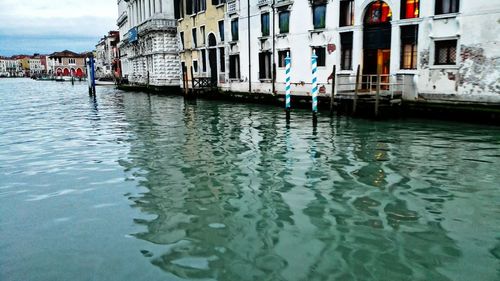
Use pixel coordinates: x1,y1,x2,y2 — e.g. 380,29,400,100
362,1,392,89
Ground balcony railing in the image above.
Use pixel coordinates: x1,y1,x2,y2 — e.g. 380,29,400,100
138,18,177,35
227,0,239,15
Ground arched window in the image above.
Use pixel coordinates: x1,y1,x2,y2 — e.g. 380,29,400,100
364,1,392,25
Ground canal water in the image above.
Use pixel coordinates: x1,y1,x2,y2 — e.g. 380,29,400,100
0,78,499,281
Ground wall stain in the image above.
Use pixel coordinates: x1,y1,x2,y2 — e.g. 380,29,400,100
459,45,500,95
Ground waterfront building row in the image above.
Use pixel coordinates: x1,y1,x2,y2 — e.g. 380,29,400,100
116,0,500,103
95,31,121,79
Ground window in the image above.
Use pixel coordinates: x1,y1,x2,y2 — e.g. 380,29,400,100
364,1,392,25
219,47,225,72
69,58,76,64
198,0,206,12
434,40,457,65
313,4,326,29
435,0,459,15
229,54,240,79
401,25,418,69
312,47,326,67
340,32,353,70
174,0,183,19
231,18,239,41
180,32,185,49
401,0,419,19
339,0,354,27
201,49,207,72
218,20,225,42
261,13,270,37
259,52,272,79
278,50,290,68
193,60,198,73
192,28,197,48
200,26,206,45
279,11,290,34
186,0,193,15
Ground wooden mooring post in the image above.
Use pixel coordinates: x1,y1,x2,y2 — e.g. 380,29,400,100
330,65,336,116
352,65,360,115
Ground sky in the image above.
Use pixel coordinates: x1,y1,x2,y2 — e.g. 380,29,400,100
0,0,118,56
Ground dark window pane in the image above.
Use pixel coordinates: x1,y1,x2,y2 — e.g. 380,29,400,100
278,50,290,67
313,47,326,67
201,49,207,72
340,32,353,70
435,0,459,15
339,0,354,26
261,13,270,36
279,11,290,34
218,21,225,42
231,19,239,41
435,40,457,65
313,5,326,29
219,47,225,72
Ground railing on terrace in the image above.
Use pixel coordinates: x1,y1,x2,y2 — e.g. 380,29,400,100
336,74,405,99
138,18,177,35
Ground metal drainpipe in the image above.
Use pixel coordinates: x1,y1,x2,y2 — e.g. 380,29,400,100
272,0,276,94
247,0,252,93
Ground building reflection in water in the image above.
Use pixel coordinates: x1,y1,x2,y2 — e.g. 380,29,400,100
111,93,500,281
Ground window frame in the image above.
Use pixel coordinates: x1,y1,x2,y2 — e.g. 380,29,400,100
231,18,239,41
401,0,420,19
278,50,290,68
312,46,326,67
279,11,290,34
400,25,418,69
434,39,457,66
192,28,198,48
312,4,326,30
339,0,354,27
340,32,353,70
218,20,225,42
261,12,270,37
229,54,240,79
258,51,272,80
435,0,460,15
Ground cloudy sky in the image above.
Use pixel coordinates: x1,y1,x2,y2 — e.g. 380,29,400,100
0,0,117,56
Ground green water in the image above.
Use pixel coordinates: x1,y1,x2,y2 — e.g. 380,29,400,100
0,78,499,281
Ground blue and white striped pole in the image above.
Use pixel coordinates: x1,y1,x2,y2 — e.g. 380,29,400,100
285,52,291,112
311,50,318,114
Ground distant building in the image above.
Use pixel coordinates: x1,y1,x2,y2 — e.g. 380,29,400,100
117,0,130,79
0,57,21,77
29,55,44,76
47,50,86,77
95,31,120,78
116,0,180,87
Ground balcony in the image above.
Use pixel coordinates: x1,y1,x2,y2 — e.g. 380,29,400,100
227,0,239,15
137,18,177,35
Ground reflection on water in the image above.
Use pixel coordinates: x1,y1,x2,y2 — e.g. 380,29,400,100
118,93,500,281
0,79,499,281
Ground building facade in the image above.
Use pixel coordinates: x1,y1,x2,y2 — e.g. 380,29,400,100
117,0,180,87
47,50,86,77
186,0,499,103
176,0,227,85
96,31,120,78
